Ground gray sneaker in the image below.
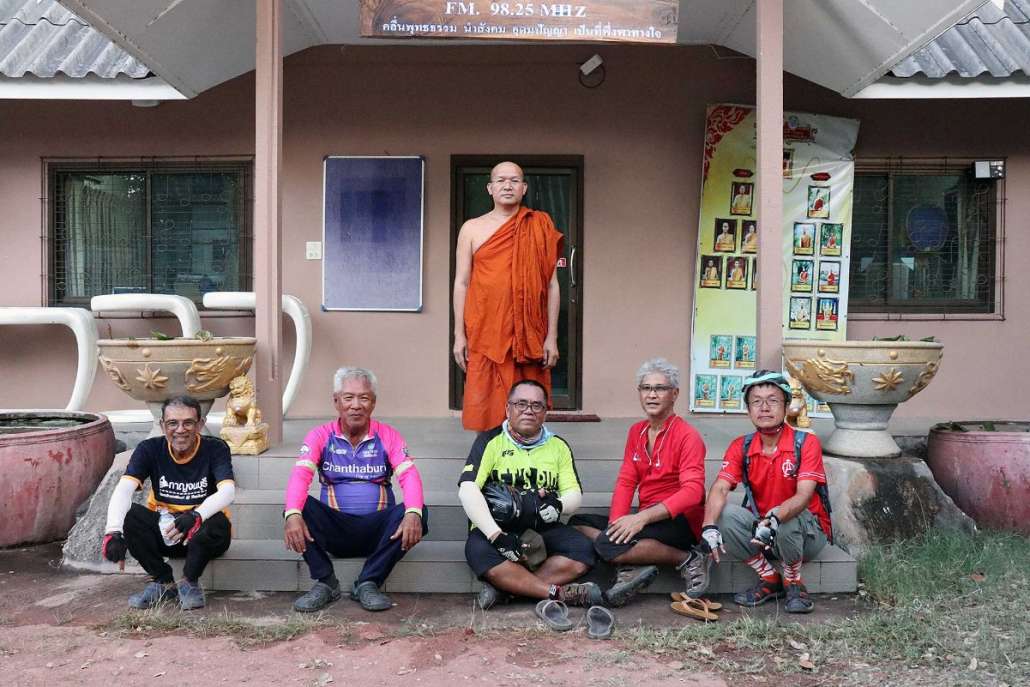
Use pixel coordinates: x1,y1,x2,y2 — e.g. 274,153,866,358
128,581,177,609
351,580,392,612
293,581,342,613
559,581,605,607
676,548,712,599
604,565,659,607
177,580,206,610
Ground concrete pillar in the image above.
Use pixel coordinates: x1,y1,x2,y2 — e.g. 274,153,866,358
755,0,784,371
254,0,284,444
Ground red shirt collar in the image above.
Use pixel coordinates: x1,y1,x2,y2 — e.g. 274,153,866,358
746,423,795,457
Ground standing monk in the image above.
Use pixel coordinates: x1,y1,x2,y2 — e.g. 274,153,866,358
453,162,564,431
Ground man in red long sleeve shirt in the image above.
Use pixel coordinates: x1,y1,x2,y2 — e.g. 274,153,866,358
571,358,710,606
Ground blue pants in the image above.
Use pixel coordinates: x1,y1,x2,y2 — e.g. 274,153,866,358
301,496,429,587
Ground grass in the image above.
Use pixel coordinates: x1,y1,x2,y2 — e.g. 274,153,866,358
104,606,340,648
628,530,1030,686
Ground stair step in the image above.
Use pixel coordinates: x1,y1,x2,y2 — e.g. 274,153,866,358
178,539,856,594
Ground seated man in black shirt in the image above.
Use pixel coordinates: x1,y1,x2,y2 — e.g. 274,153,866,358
101,395,235,610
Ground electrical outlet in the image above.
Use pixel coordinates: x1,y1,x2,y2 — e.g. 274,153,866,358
306,241,322,260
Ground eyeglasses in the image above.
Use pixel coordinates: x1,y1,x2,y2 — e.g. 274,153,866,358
508,400,546,414
638,385,674,395
748,397,784,409
162,420,198,430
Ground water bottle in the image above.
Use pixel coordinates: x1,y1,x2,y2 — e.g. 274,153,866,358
158,508,177,546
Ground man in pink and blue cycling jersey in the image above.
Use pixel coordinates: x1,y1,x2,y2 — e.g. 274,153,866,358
283,367,427,612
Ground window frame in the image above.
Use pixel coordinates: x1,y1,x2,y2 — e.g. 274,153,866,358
43,156,253,308
848,156,1005,321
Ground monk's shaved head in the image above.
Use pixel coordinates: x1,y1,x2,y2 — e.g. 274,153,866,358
490,161,524,181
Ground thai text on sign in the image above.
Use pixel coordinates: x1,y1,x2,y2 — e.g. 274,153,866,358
359,1,678,43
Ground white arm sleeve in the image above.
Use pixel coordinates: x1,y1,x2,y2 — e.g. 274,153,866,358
458,481,502,541
558,490,583,517
104,477,137,534
195,481,236,521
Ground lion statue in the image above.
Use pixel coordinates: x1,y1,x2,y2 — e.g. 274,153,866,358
223,375,262,428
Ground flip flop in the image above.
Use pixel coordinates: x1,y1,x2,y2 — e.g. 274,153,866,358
670,592,723,611
670,598,719,622
534,599,574,632
586,605,615,640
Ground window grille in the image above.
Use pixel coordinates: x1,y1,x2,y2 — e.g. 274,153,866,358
850,157,1000,314
47,159,252,306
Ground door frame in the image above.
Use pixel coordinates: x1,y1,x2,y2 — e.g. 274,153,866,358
449,154,585,411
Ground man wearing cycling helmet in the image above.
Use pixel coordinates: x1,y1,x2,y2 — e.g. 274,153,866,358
697,370,832,613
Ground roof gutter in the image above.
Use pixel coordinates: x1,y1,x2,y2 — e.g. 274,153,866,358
0,74,186,100
853,74,1030,99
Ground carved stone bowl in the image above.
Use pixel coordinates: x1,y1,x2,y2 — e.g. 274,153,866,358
97,337,256,432
782,340,944,458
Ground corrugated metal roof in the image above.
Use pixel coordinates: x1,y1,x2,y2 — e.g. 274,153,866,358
0,0,150,78
892,0,1030,78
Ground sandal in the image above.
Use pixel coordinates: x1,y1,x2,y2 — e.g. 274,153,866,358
586,605,615,640
534,599,574,632
669,592,722,611
670,598,719,622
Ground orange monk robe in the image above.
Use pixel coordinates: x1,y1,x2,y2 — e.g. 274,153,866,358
462,207,565,431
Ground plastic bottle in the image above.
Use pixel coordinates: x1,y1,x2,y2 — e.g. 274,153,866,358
158,508,177,546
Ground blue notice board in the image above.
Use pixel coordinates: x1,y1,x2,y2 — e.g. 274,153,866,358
322,156,424,311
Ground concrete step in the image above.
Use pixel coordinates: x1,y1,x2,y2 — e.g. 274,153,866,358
230,455,729,492
185,539,856,594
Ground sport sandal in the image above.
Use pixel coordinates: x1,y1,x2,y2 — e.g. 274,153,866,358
534,599,573,632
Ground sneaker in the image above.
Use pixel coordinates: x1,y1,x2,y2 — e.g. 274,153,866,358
784,582,814,614
603,565,659,607
733,577,785,607
351,580,393,612
676,548,712,599
177,580,206,610
476,581,513,610
128,581,177,609
294,581,342,613
559,581,605,607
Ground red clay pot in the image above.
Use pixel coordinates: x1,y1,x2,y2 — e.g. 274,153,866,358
0,412,115,546
926,421,1030,535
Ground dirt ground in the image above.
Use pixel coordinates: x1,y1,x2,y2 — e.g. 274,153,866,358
0,544,862,687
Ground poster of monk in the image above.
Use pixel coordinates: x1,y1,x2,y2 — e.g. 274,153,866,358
819,261,841,293
699,255,723,288
709,334,733,368
820,222,843,256
452,161,563,431
693,374,717,409
793,222,815,256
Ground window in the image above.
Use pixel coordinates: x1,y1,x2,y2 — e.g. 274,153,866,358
48,161,252,305
849,158,1000,314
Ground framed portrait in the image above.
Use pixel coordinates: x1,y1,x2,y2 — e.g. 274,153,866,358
791,259,814,292
713,218,738,253
734,335,756,369
750,257,757,290
807,186,830,219
699,255,724,288
783,148,794,179
730,182,754,217
818,260,841,293
719,375,744,410
816,297,839,331
725,257,749,290
820,222,843,256
789,296,812,330
694,374,718,408
740,220,758,254
793,222,816,256
709,335,733,368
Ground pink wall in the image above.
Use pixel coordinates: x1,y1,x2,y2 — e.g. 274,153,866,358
0,44,1025,420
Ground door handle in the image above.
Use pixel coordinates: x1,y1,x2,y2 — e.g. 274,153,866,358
569,247,577,288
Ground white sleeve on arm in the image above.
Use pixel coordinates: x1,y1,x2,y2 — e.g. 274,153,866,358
104,477,137,533
195,481,236,521
558,490,582,516
458,481,502,541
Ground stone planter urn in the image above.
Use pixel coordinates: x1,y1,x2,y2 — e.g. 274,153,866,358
926,421,1030,534
782,340,944,458
97,337,256,433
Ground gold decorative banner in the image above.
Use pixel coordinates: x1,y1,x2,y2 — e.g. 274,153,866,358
689,104,860,415
360,0,678,43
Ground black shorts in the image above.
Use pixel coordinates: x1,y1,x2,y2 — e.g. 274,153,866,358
464,524,596,579
568,512,697,563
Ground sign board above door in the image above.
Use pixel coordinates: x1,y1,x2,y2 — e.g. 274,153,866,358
360,1,678,43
